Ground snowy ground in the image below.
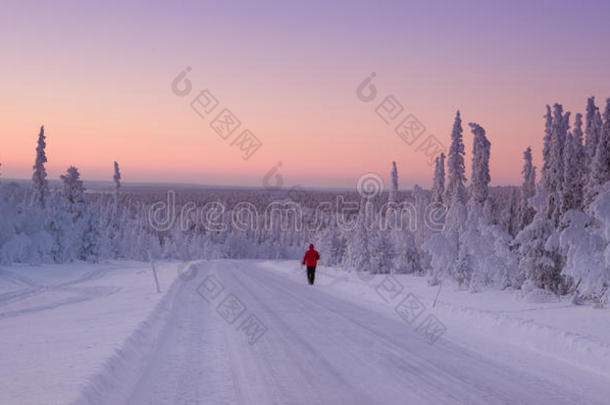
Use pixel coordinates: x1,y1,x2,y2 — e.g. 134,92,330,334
1,260,610,404
0,260,181,405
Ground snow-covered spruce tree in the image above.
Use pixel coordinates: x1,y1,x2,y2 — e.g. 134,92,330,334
345,198,371,272
462,199,519,292
458,122,512,290
515,139,568,294
444,184,468,233
325,218,347,266
519,147,536,230
370,229,395,274
104,162,124,257
561,113,586,214
311,214,331,263
453,241,472,288
113,161,121,212
32,126,49,208
443,112,468,233
422,224,458,285
383,162,423,274
469,123,491,205
58,166,84,258
431,153,445,205
78,207,102,262
423,112,466,284
541,105,553,192
385,161,401,227
559,185,610,301
60,166,85,210
389,161,398,203
503,188,520,237
443,111,467,206
412,184,431,246
58,166,101,262
394,228,423,274
543,104,568,225
514,216,567,294
584,97,601,169
513,105,568,294
586,98,610,207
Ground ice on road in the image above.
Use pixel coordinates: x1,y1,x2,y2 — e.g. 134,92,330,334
88,261,610,405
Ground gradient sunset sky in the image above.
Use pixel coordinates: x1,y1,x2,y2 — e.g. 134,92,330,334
2,0,610,189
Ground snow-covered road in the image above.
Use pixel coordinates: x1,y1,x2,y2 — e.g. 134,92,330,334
82,261,610,405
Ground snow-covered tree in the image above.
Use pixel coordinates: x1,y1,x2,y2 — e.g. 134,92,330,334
58,166,102,262
327,224,347,266
113,161,121,211
461,128,519,293
541,105,553,193
345,198,371,272
412,184,432,246
469,122,491,204
431,153,445,204
78,208,102,262
519,146,536,229
586,98,610,206
424,113,468,283
389,161,398,203
504,188,520,237
381,161,423,274
453,241,472,288
514,217,566,294
559,186,610,300
444,111,467,206
394,229,423,274
584,97,601,168
561,113,586,214
461,199,519,292
44,193,78,262
514,104,571,294
370,230,395,274
545,104,568,225
422,229,458,285
312,216,346,267
32,126,49,208
104,162,124,257
60,166,85,208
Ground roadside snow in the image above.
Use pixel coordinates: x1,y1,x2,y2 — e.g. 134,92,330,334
0,260,182,405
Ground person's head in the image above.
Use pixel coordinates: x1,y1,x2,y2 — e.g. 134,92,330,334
309,243,314,250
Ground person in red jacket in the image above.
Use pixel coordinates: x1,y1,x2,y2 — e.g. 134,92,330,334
302,244,320,285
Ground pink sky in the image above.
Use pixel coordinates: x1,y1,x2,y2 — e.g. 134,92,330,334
2,0,609,189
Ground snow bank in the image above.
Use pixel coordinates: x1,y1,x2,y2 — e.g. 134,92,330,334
72,262,190,405
0,260,182,405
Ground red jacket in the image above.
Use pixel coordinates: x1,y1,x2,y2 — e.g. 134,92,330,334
302,244,320,267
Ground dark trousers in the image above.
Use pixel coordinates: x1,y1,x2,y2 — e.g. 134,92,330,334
306,266,316,285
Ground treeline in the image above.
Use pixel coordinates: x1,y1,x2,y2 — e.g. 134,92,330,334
0,98,608,302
